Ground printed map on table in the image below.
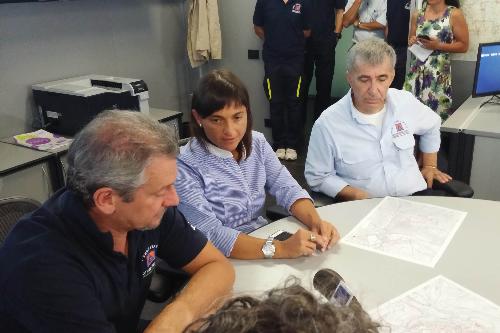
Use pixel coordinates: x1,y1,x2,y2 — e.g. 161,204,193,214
370,275,500,332
341,197,466,267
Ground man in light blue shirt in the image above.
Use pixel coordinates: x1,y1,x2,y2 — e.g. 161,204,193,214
305,39,451,201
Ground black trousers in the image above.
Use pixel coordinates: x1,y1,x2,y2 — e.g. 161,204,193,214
263,62,303,150
302,39,337,121
390,46,408,90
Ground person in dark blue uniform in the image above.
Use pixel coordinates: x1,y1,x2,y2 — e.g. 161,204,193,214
386,0,412,89
253,0,311,161
0,110,234,333
302,0,345,121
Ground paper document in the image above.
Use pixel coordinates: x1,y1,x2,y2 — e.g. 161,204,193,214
409,43,433,62
341,197,466,267
13,129,72,152
371,275,500,332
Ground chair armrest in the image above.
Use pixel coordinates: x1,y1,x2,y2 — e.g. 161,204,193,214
310,191,336,207
148,259,189,303
432,179,474,198
266,205,290,221
265,191,338,221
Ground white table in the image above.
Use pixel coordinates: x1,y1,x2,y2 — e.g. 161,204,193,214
230,197,500,311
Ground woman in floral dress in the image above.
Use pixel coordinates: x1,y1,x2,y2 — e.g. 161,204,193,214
404,0,468,121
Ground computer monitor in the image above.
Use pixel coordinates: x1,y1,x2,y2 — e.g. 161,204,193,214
472,42,500,97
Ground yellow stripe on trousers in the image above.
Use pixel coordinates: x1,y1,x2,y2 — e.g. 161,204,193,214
296,76,302,98
267,78,272,100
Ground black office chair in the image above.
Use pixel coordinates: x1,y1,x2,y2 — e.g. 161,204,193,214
148,259,189,302
0,196,41,244
266,190,335,221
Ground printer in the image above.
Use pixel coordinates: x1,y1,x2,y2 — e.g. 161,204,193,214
32,74,150,136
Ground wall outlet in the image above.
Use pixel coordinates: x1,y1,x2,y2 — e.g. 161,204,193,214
248,49,260,60
264,118,271,128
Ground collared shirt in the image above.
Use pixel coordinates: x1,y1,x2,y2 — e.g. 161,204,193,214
305,88,441,198
253,0,311,64
176,131,310,257
386,0,412,47
0,189,207,333
345,0,387,42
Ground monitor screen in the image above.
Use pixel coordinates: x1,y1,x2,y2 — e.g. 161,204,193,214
472,42,500,97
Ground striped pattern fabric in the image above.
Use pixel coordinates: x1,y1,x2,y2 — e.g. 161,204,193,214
176,131,310,256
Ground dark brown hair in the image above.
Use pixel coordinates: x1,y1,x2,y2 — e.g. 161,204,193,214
191,69,253,158
184,278,380,333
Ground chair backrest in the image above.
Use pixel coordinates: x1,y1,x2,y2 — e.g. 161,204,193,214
0,197,41,244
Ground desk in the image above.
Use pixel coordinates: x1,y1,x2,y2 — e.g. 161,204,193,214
231,197,500,311
0,142,54,202
150,108,183,139
0,108,183,196
442,95,500,200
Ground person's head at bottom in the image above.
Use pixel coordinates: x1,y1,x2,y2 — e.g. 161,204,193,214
184,278,380,333
191,69,253,161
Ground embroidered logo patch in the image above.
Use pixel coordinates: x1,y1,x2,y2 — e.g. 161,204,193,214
141,244,158,278
292,3,301,14
392,120,410,138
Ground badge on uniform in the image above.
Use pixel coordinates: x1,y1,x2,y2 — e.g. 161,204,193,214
141,244,158,278
292,3,302,14
392,120,410,139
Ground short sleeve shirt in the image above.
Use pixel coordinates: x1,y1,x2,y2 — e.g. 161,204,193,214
253,0,311,64
0,189,207,333
386,0,411,47
309,0,346,44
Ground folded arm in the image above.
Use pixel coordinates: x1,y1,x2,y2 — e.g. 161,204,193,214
343,0,362,27
355,20,385,31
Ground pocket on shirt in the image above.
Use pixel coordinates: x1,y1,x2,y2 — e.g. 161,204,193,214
338,154,372,181
393,135,416,167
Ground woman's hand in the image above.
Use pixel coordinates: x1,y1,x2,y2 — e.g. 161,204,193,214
418,37,440,50
275,229,322,258
310,220,340,251
408,35,417,46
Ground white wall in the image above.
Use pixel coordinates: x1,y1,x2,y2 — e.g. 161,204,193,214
0,0,192,137
213,0,270,137
0,0,477,139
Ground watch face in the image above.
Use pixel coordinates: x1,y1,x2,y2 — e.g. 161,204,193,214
262,243,275,258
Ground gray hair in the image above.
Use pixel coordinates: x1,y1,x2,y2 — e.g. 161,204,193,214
346,39,397,73
66,110,178,207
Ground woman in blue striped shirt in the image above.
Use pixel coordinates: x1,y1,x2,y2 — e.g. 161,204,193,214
175,69,339,259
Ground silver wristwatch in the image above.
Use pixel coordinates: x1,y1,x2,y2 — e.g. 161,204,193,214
262,230,283,259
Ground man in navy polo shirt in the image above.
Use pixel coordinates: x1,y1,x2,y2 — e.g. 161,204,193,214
0,111,234,333
386,0,412,89
301,0,346,122
253,0,311,161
